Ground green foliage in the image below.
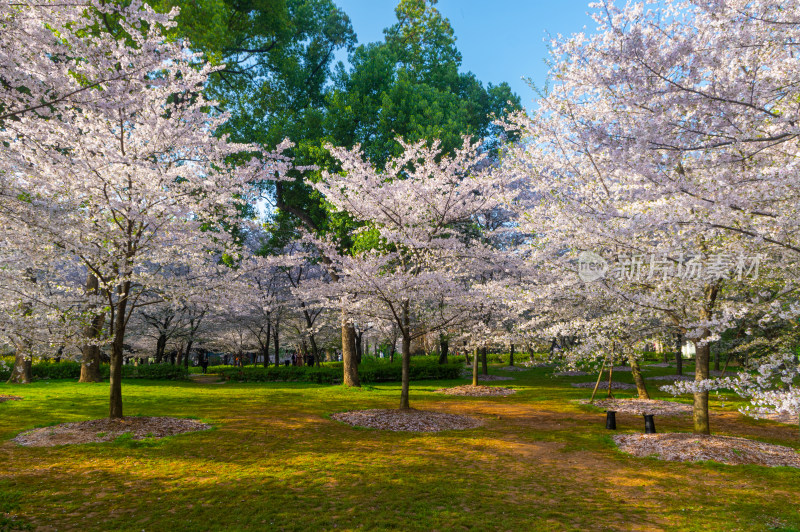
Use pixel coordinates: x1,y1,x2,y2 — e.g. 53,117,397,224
0,362,187,381
221,359,462,384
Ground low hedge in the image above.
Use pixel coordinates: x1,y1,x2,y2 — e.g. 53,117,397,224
0,362,187,381
221,360,463,384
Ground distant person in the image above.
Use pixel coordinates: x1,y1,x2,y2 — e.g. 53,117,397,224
200,355,209,374
291,353,297,366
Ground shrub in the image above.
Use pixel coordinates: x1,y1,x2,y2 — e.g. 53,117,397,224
0,361,187,381
222,359,462,384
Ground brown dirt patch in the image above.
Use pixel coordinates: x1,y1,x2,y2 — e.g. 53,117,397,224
0,395,22,403
554,370,590,376
472,374,513,381
752,411,799,426
331,409,483,432
614,433,800,468
13,416,211,447
571,381,637,390
498,366,529,372
581,399,692,416
435,385,517,397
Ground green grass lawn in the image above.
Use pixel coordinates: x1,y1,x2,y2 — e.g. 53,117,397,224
0,364,798,531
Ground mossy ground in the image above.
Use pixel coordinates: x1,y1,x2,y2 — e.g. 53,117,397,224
0,364,798,531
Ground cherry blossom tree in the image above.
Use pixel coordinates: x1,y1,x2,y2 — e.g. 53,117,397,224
0,1,292,417
311,138,516,409
501,0,800,434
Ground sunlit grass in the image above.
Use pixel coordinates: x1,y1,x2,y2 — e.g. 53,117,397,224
0,363,798,531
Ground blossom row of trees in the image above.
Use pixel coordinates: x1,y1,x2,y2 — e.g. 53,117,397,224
1,0,797,432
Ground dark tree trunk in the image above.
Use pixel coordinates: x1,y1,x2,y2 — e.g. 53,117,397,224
713,344,720,371
388,341,396,363
273,319,280,366
342,317,360,387
184,340,193,369
399,301,412,409
263,319,271,368
7,351,32,384
438,335,448,364
629,354,650,399
675,333,683,375
509,343,515,367
109,281,130,420
355,331,363,365
155,334,167,363
310,334,320,367
400,334,412,409
80,273,105,383
481,346,488,375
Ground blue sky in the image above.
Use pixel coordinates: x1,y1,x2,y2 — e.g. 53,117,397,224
332,0,597,109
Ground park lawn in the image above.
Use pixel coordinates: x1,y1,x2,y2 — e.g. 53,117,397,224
0,365,798,531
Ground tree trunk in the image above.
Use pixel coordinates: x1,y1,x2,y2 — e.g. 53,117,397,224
675,333,683,376
7,351,32,384
606,364,615,399
693,341,711,434
509,343,515,367
355,331,363,365
109,281,130,420
263,319,271,367
341,308,360,387
399,301,412,409
79,273,104,383
438,335,448,364
472,347,479,386
629,354,650,399
310,334,320,367
273,319,280,366
481,346,488,375
155,334,166,363
400,334,412,410
184,340,193,369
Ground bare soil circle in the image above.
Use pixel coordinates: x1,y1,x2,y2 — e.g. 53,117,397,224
614,433,800,468
0,395,22,403
13,416,211,447
571,381,637,390
331,409,483,432
581,398,692,416
435,385,516,397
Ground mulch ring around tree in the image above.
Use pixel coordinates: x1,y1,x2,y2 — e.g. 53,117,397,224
331,409,483,432
435,385,517,397
13,416,211,447
554,370,591,376
580,398,692,416
571,381,637,390
614,433,800,468
498,365,529,371
646,375,693,381
0,395,23,403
